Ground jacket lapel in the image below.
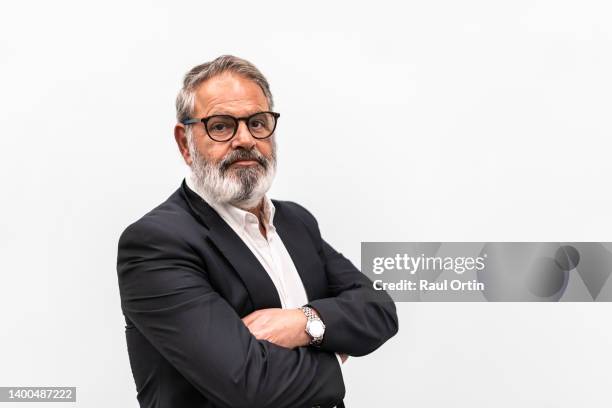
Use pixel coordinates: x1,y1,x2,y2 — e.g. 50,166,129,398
272,203,323,302
180,181,282,310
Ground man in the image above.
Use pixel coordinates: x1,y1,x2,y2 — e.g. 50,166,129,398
116,55,398,408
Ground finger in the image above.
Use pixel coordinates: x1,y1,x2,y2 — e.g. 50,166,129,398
242,311,260,326
250,328,268,340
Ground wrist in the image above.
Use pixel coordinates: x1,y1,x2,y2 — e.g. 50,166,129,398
293,309,311,347
300,305,325,346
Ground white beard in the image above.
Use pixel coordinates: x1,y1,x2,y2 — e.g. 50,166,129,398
187,131,277,210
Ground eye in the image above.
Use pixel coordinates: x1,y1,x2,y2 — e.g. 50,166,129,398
211,123,227,131
249,119,264,129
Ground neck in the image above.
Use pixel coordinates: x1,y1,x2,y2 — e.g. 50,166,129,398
244,198,264,219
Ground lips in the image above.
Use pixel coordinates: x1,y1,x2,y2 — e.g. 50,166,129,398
228,158,265,168
231,159,259,165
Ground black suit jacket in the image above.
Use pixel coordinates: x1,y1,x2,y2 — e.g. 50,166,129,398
116,181,398,408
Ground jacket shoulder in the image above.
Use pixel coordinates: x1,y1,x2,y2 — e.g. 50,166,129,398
118,187,201,251
273,199,322,240
273,199,316,222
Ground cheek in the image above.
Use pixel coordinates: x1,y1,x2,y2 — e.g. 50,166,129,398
198,140,231,162
256,140,274,157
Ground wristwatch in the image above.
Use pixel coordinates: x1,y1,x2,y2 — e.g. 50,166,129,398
300,306,325,346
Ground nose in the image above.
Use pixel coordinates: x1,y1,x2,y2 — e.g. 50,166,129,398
231,120,256,150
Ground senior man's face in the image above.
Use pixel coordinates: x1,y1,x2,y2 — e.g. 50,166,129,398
175,73,277,210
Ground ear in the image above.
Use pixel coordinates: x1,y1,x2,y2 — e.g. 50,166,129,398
174,123,192,166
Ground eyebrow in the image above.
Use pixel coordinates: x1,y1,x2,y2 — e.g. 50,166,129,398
206,110,266,118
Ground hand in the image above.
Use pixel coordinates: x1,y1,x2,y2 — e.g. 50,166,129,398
242,308,311,349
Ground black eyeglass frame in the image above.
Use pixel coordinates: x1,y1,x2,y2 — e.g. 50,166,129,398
181,111,280,142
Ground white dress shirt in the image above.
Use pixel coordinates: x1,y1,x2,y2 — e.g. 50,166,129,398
185,174,344,370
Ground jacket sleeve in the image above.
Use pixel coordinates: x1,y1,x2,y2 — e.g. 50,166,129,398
116,218,345,408
291,204,399,357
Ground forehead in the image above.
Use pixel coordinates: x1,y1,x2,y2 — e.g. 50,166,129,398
193,72,269,116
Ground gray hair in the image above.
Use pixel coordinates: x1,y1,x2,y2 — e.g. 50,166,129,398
175,55,274,123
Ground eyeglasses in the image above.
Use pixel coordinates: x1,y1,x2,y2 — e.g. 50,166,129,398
181,111,280,142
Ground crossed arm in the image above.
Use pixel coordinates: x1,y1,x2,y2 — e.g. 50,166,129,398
241,307,349,363
241,237,399,360
117,215,398,408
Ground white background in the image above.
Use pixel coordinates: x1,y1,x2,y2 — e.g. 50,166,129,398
1,1,611,406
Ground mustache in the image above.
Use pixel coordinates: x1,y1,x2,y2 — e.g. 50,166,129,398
219,148,269,173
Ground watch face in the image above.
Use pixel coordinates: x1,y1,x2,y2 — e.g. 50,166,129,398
308,320,325,338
